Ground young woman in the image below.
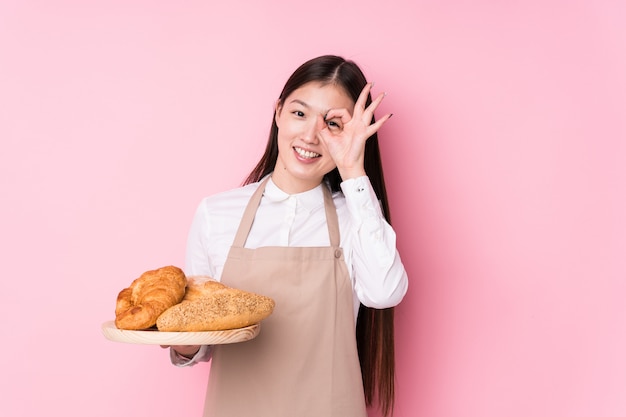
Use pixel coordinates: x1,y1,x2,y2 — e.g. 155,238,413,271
168,55,408,417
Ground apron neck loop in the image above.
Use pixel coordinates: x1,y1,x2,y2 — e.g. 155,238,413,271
231,176,341,248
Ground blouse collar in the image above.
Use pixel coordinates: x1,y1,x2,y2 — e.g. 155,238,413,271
264,176,325,212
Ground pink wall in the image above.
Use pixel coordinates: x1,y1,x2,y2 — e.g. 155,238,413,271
1,1,624,416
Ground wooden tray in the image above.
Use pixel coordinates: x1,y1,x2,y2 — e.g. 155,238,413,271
101,321,260,345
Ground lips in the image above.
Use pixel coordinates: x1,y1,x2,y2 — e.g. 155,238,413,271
294,147,320,159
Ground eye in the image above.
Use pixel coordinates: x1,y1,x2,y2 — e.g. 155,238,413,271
326,119,342,130
292,110,305,118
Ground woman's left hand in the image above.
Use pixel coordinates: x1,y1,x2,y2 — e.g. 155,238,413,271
318,82,392,180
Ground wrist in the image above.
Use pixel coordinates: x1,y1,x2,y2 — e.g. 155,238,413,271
174,345,201,359
338,167,366,181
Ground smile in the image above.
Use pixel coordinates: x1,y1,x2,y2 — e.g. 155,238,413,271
294,147,320,159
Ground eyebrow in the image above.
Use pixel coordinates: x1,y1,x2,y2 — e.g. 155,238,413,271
288,99,331,118
289,99,311,108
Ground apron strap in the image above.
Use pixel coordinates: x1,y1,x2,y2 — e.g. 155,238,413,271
231,176,341,248
231,176,269,248
322,183,340,248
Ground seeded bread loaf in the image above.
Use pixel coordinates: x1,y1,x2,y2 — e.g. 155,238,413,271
156,277,275,332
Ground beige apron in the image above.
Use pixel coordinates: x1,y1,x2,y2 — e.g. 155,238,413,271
203,177,367,417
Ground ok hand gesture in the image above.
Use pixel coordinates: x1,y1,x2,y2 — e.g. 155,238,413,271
318,83,392,180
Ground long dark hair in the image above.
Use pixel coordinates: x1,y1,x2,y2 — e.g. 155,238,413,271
244,55,397,416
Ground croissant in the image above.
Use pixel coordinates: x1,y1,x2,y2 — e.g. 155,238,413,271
156,277,275,332
115,265,186,330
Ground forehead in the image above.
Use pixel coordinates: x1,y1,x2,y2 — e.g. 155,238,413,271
285,82,355,112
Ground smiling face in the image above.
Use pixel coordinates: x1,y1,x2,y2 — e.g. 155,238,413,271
272,81,355,194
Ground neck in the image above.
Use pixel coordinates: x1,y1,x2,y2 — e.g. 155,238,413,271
270,172,323,194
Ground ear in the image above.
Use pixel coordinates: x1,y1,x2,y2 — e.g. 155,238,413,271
274,99,283,126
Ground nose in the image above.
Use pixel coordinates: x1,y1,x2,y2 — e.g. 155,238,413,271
302,114,326,143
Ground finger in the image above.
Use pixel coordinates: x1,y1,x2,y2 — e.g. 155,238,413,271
317,127,330,147
364,112,393,137
362,91,387,122
317,122,344,148
324,108,352,125
354,82,374,113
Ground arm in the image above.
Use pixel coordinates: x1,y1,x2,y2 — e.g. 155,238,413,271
165,201,216,366
341,176,408,308
184,200,216,277
165,345,213,367
320,83,407,307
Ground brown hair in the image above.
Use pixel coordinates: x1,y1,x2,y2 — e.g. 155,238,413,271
244,55,398,416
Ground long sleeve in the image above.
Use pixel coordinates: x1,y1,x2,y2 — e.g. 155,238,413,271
176,176,408,339
340,176,408,309
185,201,216,278
170,345,213,367
168,211,212,366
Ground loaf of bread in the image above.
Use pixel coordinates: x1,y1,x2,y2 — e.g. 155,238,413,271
181,277,228,302
156,277,275,332
115,265,186,330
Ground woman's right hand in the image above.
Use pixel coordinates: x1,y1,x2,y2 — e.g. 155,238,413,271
160,345,201,359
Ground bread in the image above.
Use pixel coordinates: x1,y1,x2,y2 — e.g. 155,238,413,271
181,276,228,302
115,265,187,330
156,277,275,332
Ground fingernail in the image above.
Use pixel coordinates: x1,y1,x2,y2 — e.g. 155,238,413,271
389,113,394,119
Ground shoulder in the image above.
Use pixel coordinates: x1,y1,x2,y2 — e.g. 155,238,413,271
195,182,260,217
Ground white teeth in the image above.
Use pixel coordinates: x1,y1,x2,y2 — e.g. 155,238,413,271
294,147,320,159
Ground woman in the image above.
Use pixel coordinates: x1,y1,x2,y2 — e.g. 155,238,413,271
169,55,408,417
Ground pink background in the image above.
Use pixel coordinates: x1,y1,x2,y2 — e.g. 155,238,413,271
1,1,625,416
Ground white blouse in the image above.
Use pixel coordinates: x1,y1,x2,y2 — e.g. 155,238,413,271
185,175,408,314
173,175,408,366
